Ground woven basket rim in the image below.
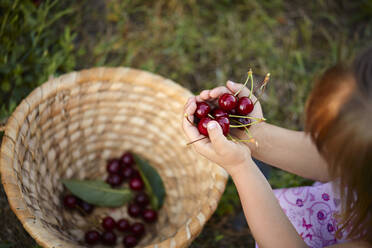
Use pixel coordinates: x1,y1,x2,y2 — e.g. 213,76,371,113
0,67,228,248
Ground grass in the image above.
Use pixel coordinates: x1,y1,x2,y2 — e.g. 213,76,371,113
0,0,371,247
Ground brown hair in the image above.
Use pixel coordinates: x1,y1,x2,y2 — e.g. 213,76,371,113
305,47,372,243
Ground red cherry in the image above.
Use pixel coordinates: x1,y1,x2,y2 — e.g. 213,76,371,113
63,195,77,209
121,152,134,166
106,159,122,174
129,178,144,191
142,209,158,223
195,102,211,119
122,167,139,179
236,117,251,125
234,117,252,130
102,231,117,245
131,222,145,238
131,169,140,179
78,200,94,214
128,203,142,218
236,97,254,115
135,192,150,207
117,218,131,232
197,117,212,136
106,173,123,187
212,108,228,118
123,235,138,247
216,117,230,136
85,230,101,245
102,216,116,231
218,93,238,111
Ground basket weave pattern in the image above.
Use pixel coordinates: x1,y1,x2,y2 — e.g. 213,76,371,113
0,68,228,248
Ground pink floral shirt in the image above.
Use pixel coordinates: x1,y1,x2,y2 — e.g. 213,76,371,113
256,182,348,248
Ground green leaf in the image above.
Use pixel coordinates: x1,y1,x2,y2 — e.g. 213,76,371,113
62,180,133,207
133,154,165,210
0,244,13,248
214,234,224,242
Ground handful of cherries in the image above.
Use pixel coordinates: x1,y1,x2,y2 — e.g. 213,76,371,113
62,152,158,247
188,69,270,144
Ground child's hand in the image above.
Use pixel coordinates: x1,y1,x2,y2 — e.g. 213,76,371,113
182,96,251,176
198,80,263,119
198,80,264,143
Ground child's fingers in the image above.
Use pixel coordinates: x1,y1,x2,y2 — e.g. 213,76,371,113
210,86,232,98
182,98,208,143
184,97,193,112
226,80,257,101
182,115,203,142
207,121,231,155
195,95,203,102
199,90,210,101
196,142,220,161
184,97,197,120
182,115,212,154
226,80,249,96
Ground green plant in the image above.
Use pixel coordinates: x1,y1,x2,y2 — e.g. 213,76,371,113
216,178,240,216
0,0,76,120
269,169,314,189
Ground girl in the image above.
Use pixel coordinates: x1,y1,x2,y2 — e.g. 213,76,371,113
182,47,372,248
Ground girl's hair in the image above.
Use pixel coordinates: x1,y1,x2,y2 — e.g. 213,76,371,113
305,47,372,243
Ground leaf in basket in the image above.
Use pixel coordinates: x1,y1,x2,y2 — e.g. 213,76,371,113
133,154,165,210
62,180,133,207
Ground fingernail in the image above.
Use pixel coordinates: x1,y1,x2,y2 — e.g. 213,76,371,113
207,122,217,129
227,80,235,85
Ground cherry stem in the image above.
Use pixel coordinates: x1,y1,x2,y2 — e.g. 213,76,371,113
253,73,270,105
230,123,252,128
229,120,264,128
253,73,270,95
231,119,254,138
228,114,266,121
244,126,253,138
227,133,255,143
235,138,256,143
234,69,252,97
249,70,254,99
184,114,196,126
227,134,237,142
227,122,256,143
187,136,208,145
208,114,215,119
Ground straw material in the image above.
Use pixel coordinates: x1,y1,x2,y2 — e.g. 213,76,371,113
0,67,228,248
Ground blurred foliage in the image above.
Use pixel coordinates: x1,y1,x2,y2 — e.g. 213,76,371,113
269,169,314,189
0,0,76,120
1,0,372,246
216,178,241,216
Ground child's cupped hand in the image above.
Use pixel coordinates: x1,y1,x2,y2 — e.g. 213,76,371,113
201,80,264,119
197,80,264,145
182,81,257,175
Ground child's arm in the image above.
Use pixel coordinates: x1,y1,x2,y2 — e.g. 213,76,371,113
248,122,331,182
231,157,307,248
199,81,330,182
182,96,308,248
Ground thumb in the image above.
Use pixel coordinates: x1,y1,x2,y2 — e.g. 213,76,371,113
207,121,229,153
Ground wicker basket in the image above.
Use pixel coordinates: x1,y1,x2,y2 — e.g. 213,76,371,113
0,67,228,248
